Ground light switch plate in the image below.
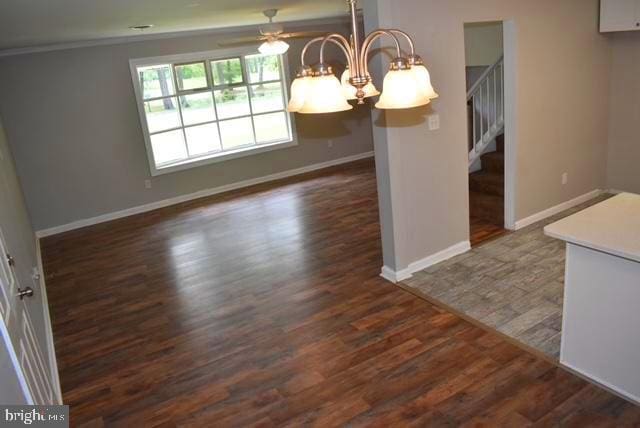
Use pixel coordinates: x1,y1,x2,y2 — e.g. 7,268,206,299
428,114,440,131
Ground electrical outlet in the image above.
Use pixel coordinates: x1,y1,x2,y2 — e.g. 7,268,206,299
562,173,568,185
327,140,334,148
428,114,440,131
145,179,152,189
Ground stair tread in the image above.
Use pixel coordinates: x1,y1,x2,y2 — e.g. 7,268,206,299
469,171,504,197
469,171,504,184
469,189,502,201
479,151,504,174
482,151,504,161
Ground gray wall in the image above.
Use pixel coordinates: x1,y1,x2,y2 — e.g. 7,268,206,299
607,31,640,194
365,0,611,272
0,20,374,231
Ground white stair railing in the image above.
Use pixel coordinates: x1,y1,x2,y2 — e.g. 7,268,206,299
468,56,504,168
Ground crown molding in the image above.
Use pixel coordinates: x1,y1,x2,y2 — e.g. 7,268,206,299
0,14,359,58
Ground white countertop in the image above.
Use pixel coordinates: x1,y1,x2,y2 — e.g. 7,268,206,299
544,193,640,263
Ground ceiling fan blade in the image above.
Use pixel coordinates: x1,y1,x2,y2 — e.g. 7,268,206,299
279,31,330,40
218,36,267,47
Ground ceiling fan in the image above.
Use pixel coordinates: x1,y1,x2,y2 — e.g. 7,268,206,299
218,9,327,55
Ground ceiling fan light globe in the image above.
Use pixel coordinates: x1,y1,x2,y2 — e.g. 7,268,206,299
298,75,352,114
340,68,380,100
375,69,430,110
411,64,439,101
258,40,290,55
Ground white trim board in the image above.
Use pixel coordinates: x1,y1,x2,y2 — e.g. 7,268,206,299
514,189,603,231
608,188,639,195
34,239,62,404
562,361,640,406
380,241,471,283
36,152,374,238
503,20,518,231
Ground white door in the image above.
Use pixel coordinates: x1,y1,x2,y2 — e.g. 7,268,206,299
0,122,58,405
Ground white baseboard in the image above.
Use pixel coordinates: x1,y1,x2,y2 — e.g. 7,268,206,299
36,152,374,238
608,188,638,195
35,238,62,404
561,360,640,406
380,265,412,284
380,240,471,283
514,189,603,230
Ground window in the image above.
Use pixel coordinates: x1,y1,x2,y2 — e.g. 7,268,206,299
130,50,296,175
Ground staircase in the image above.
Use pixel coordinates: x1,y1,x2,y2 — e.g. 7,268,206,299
467,56,505,227
468,56,504,169
469,134,504,225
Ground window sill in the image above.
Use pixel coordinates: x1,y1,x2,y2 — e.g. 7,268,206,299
150,138,298,176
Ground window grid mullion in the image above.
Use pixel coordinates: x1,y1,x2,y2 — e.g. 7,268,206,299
144,94,178,103
200,62,223,159
272,56,291,141
213,78,281,91
241,56,258,146
149,125,186,136
170,64,191,158
182,118,219,130
207,59,224,152
277,55,290,140
252,109,286,117
209,86,224,152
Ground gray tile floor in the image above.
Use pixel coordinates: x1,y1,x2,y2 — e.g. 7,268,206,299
402,194,611,359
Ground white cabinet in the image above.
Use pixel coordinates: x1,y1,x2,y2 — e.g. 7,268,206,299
600,0,640,32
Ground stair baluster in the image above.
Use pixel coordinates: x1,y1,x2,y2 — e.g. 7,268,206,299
467,56,504,169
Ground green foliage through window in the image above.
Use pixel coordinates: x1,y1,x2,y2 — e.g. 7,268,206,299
211,58,243,86
134,51,292,171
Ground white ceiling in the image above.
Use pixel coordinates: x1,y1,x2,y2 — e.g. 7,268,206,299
0,0,348,52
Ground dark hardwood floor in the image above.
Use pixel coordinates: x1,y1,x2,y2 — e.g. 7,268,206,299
42,159,639,426
470,216,508,247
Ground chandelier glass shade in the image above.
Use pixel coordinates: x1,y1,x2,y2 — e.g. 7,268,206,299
287,74,313,112
296,65,353,114
341,67,380,100
289,0,437,114
410,62,439,102
376,68,428,110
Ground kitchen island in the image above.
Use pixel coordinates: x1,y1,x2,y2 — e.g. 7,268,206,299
545,192,640,404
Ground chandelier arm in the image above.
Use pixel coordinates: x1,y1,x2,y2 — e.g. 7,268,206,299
387,29,416,56
319,34,355,70
359,30,403,79
301,35,354,71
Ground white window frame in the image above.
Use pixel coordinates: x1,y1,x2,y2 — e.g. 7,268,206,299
129,48,298,176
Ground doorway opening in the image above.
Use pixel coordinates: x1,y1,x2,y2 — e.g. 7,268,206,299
464,21,513,246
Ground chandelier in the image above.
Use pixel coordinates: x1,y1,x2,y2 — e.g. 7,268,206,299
288,0,438,114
